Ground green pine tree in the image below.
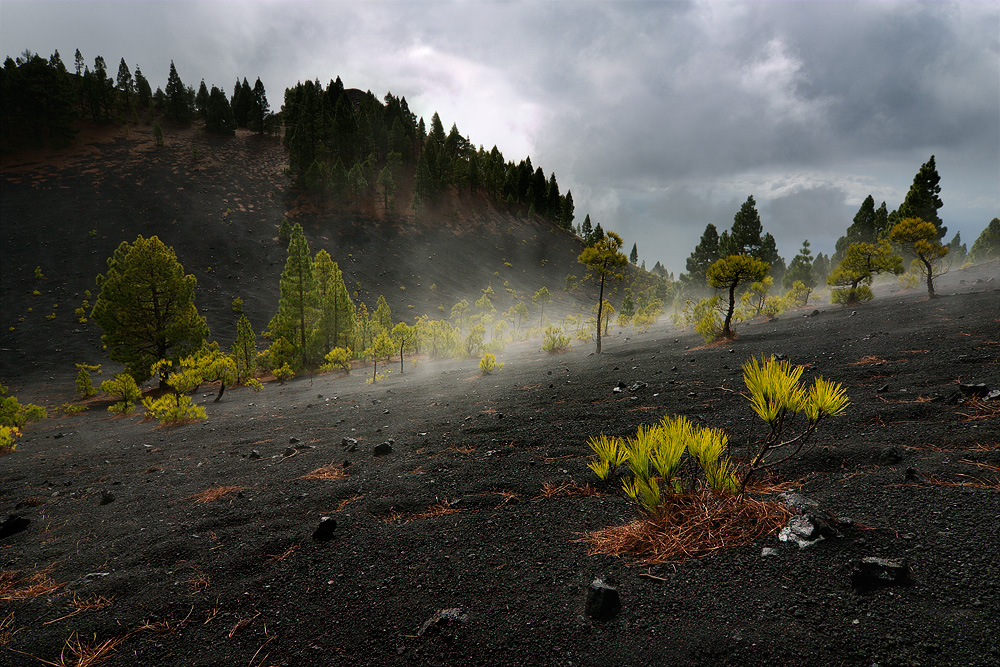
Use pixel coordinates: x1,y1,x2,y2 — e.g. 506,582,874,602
91,235,209,386
896,155,945,239
266,222,318,367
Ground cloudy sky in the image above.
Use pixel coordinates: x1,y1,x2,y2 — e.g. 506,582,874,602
3,0,998,273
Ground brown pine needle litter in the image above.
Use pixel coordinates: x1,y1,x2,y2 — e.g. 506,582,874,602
43,594,114,625
18,630,132,667
188,485,246,503
336,494,365,511
298,463,348,481
850,355,890,365
582,490,792,565
0,567,65,602
533,480,603,501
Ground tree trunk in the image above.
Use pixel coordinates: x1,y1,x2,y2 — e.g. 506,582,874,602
923,258,936,298
723,282,737,338
596,275,605,353
214,382,225,403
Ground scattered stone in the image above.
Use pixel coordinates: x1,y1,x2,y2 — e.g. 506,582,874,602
585,578,621,621
808,310,820,317
289,437,300,444
878,446,906,465
988,389,1000,401
99,490,115,506
373,442,393,456
904,467,932,484
779,492,819,513
876,383,890,393
775,353,787,361
68,572,110,590
248,450,262,460
312,517,337,541
0,515,30,539
417,608,469,637
850,557,913,591
779,515,824,549
959,382,991,398
342,437,358,453
284,447,296,457
761,547,780,558
627,381,648,393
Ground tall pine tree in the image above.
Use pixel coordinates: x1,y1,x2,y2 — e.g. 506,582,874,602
164,61,191,124
895,155,945,240
685,223,720,287
267,222,317,367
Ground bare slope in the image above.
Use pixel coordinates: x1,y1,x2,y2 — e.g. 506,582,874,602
0,121,591,387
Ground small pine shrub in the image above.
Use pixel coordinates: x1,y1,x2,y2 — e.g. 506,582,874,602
897,272,919,290
587,356,848,513
830,285,873,305
542,326,571,353
0,425,20,455
142,394,207,424
273,363,294,384
465,324,486,357
0,384,46,427
479,353,504,375
74,363,102,398
153,121,164,147
100,373,141,414
692,296,722,342
231,297,244,313
321,347,352,373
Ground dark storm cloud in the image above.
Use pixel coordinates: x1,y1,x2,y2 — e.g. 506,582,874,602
2,0,997,272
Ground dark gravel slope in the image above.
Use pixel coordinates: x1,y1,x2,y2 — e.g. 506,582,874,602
2,271,998,667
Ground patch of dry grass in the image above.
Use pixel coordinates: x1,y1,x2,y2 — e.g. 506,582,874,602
298,463,348,481
336,494,365,511
583,490,791,565
16,631,131,667
188,485,246,503
0,611,14,646
266,544,300,564
409,499,466,521
850,355,891,365
956,398,1000,422
532,480,603,501
0,566,65,602
43,594,114,626
491,490,520,509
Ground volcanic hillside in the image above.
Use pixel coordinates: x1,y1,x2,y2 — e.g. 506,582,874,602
1,118,600,387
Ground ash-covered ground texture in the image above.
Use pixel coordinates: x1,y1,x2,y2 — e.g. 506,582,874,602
2,123,999,667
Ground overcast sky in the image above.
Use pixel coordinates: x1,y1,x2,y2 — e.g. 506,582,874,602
3,0,998,273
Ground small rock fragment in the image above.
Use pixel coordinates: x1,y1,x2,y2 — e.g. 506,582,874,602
417,608,468,637
761,547,779,558
850,557,913,591
904,467,931,484
248,449,262,460
373,442,393,456
586,578,621,621
284,447,296,457
959,382,990,398
878,445,905,465
312,517,337,542
0,515,30,539
99,490,115,506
